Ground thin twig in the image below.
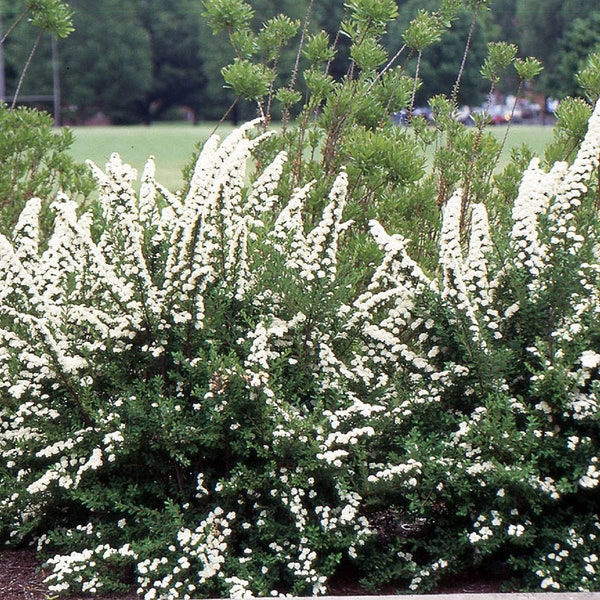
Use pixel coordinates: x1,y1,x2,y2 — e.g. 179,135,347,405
290,0,314,91
437,4,480,210
451,4,479,105
484,79,523,191
366,43,407,95
209,97,240,138
325,5,349,77
283,0,314,131
12,30,43,109
495,81,522,160
409,50,422,117
0,10,27,46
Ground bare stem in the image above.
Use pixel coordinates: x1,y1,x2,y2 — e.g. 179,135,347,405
290,0,314,91
451,5,479,105
12,30,43,109
325,5,350,77
365,43,407,96
496,79,523,159
283,0,314,131
1,10,27,46
409,51,423,117
209,97,240,138
484,78,524,190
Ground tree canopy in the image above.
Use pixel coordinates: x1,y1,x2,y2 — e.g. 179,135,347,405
2,0,600,123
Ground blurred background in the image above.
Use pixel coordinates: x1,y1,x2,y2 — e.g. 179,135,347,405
0,0,598,126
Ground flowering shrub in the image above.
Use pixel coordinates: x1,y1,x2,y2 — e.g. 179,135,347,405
0,120,375,597
350,98,600,591
0,100,600,596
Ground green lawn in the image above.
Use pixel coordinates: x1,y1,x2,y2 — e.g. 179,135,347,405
487,123,555,167
67,122,235,190
67,122,556,191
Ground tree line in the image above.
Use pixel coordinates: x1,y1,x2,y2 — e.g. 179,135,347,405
2,0,600,124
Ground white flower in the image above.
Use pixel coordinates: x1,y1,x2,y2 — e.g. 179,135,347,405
581,350,600,369
468,531,481,544
507,524,525,537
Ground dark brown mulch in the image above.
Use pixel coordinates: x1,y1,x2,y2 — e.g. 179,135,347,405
0,550,49,600
0,548,505,599
0,549,138,600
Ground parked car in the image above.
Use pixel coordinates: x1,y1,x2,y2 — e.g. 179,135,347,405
455,105,474,125
412,106,434,122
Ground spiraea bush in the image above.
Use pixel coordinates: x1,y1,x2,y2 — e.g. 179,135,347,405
1,0,600,596
0,122,378,597
0,94,599,596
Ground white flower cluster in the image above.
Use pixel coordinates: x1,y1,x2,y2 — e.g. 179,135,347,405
467,511,503,545
44,542,137,595
0,119,291,412
269,171,350,284
408,558,449,591
285,543,329,595
579,457,600,489
368,459,422,486
533,521,600,591
512,101,600,296
137,507,235,600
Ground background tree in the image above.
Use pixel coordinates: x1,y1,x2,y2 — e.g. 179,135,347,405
553,11,600,99
488,0,516,39
134,0,206,123
59,0,152,124
391,3,490,106
4,0,600,123
514,0,597,93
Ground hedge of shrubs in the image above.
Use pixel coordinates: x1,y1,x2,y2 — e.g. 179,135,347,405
0,98,598,597
1,1,600,597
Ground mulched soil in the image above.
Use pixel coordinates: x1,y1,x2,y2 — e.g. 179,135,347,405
0,549,138,600
0,550,49,600
0,548,505,599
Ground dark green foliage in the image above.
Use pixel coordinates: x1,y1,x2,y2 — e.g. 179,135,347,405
0,105,93,228
554,13,600,99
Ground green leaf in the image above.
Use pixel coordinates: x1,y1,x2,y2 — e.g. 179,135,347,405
344,0,399,31
403,10,443,51
230,30,258,59
554,97,593,141
29,0,74,38
576,52,600,103
303,68,336,104
275,87,302,109
202,0,254,35
256,15,300,61
302,31,335,64
514,57,543,81
350,37,388,73
221,58,273,101
480,42,517,83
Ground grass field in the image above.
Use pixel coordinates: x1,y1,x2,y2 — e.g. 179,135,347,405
67,122,556,191
67,122,236,190
488,123,555,165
